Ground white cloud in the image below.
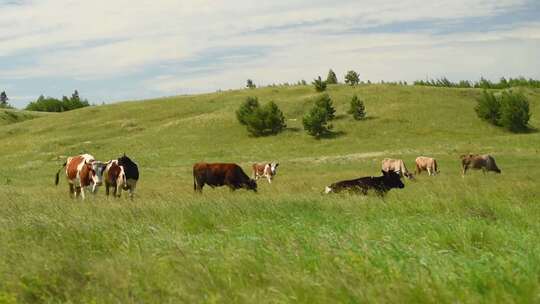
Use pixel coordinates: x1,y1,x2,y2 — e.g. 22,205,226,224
0,0,538,104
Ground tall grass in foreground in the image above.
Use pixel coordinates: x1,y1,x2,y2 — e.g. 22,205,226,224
1,184,540,303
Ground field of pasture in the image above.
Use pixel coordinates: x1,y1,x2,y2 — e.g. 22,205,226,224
1,84,540,303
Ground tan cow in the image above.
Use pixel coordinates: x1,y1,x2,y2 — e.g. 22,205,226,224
55,154,106,199
252,162,279,184
460,154,501,176
381,158,413,179
415,156,439,176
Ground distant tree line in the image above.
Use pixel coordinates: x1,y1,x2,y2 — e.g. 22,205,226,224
414,77,540,89
25,90,90,112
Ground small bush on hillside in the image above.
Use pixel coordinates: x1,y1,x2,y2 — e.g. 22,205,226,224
499,91,530,132
314,94,336,120
236,96,260,125
344,70,360,86
312,76,327,92
475,90,501,125
475,90,531,132
348,94,366,120
236,98,286,136
303,105,332,138
326,69,338,84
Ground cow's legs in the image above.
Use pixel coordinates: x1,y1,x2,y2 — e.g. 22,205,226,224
68,184,75,198
105,185,110,196
116,184,122,198
127,182,136,200
462,166,468,176
427,167,432,176
80,187,85,200
267,176,272,184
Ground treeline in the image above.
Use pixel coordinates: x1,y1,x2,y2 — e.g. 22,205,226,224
414,77,540,89
25,90,90,112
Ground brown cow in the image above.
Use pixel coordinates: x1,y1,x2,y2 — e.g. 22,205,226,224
415,156,439,176
54,154,106,199
193,163,257,193
252,162,279,184
382,158,413,179
460,154,501,175
103,160,127,198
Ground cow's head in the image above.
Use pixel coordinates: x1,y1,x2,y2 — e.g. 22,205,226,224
382,170,405,189
92,161,107,185
245,178,258,192
270,162,279,176
404,172,414,180
324,185,334,194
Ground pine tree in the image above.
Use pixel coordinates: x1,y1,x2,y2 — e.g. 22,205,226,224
344,70,360,86
314,94,335,120
0,91,8,108
303,106,331,138
236,96,260,125
348,95,366,120
326,69,338,84
246,79,256,89
312,76,327,92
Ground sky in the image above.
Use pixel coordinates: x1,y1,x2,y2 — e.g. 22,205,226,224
0,0,539,108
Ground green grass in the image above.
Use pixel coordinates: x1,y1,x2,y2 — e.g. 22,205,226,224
1,84,540,303
0,109,52,126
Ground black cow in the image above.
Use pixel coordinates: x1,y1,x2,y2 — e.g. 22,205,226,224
193,163,257,193
117,154,139,199
324,170,404,196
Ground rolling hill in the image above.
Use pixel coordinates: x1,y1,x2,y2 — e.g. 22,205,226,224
1,84,540,303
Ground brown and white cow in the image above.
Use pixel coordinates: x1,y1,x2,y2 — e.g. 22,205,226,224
381,158,413,179
103,160,127,198
252,162,279,184
193,162,257,193
460,154,501,176
54,154,106,199
415,156,439,176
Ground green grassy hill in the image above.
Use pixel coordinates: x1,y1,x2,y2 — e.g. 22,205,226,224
1,84,540,303
0,108,52,126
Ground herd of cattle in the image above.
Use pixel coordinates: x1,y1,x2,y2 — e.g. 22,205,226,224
55,153,501,199
55,153,139,199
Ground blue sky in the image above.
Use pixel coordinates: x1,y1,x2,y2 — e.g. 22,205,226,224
0,0,539,108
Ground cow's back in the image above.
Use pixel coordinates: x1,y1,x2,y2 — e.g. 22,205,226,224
66,155,86,181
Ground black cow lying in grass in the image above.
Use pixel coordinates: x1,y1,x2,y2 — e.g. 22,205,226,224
324,170,404,196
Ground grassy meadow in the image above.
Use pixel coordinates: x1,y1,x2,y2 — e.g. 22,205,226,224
1,84,540,303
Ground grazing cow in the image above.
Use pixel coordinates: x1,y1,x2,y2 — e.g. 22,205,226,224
54,154,106,199
117,154,139,199
193,162,257,193
324,170,404,196
252,162,279,184
382,158,413,179
103,160,127,198
460,154,501,175
415,156,439,176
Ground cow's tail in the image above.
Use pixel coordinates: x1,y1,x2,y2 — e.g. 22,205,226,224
55,162,67,185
